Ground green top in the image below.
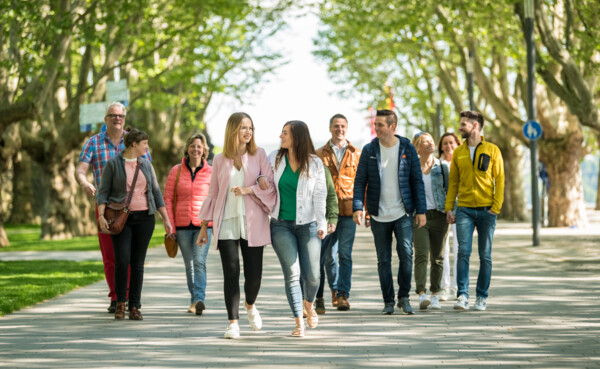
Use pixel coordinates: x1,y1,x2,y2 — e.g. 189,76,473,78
278,155,299,220
324,166,339,226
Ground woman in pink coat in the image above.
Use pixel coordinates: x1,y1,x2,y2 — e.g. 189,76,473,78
164,134,212,315
197,112,276,339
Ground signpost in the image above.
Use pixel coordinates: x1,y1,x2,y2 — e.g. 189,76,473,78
79,80,130,133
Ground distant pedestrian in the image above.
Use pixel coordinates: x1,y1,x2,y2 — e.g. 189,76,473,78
315,113,362,312
164,133,212,315
353,109,427,315
97,129,173,320
445,111,505,311
438,132,462,301
269,120,327,337
76,102,151,313
197,113,276,339
411,132,449,310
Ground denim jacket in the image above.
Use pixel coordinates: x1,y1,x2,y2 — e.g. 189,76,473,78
428,157,449,213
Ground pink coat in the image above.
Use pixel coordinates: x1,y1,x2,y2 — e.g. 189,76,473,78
164,158,213,230
198,148,276,247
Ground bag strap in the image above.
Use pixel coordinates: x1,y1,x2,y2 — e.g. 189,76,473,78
124,159,142,207
172,164,182,223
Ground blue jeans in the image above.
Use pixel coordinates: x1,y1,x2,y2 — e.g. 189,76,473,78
316,233,338,298
455,207,497,299
177,228,212,303
370,214,413,303
320,216,356,298
270,220,321,318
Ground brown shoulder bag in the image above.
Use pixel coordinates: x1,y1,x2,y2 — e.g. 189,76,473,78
100,159,142,235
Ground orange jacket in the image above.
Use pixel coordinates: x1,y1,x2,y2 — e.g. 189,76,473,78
316,140,361,217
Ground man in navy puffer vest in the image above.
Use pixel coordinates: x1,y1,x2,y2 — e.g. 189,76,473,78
353,109,427,315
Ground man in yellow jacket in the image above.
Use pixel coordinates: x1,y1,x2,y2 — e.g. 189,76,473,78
445,111,504,311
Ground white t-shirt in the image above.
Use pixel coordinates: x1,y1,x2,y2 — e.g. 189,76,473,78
469,146,477,161
219,166,247,240
372,140,406,222
422,173,436,210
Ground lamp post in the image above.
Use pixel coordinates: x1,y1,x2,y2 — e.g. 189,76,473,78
525,0,540,246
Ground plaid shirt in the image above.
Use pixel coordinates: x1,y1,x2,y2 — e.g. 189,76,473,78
78,131,152,190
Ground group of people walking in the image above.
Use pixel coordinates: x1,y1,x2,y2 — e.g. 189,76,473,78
77,102,504,338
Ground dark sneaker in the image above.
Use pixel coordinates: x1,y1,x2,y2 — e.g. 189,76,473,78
397,297,415,315
108,301,117,313
315,297,326,314
381,302,394,315
337,295,350,311
195,300,206,316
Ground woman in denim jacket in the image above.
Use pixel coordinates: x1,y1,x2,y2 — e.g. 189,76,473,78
411,132,449,310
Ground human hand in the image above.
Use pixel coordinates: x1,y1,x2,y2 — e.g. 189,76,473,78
415,214,426,229
353,211,364,226
231,186,252,196
82,182,96,197
197,226,209,246
98,216,109,233
327,223,336,234
163,220,173,234
257,176,270,190
317,230,326,240
488,210,498,215
446,211,456,224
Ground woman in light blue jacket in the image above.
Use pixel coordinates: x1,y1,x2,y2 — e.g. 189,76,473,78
269,120,326,337
411,132,449,311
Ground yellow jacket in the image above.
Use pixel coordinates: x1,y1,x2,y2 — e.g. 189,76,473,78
444,137,504,214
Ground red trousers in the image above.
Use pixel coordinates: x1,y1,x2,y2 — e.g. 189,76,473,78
95,206,129,301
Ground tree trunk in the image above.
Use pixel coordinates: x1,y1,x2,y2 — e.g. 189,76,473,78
496,136,526,221
39,152,96,240
596,153,600,211
539,132,587,227
8,151,40,224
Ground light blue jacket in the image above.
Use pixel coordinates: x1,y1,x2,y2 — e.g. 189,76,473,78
429,157,449,213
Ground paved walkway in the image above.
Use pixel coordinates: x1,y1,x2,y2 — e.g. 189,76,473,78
1,216,600,368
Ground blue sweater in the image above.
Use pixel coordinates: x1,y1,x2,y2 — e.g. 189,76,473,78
353,135,426,216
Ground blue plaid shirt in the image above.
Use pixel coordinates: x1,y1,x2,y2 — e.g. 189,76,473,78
78,131,152,190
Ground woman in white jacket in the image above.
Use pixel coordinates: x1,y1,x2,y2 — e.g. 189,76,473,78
269,120,327,337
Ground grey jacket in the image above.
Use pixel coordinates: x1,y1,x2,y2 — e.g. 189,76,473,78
97,152,165,214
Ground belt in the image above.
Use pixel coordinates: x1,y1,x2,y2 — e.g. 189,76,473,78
465,206,491,211
129,210,149,215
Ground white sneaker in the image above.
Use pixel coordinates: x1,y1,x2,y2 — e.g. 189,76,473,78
452,288,458,300
224,323,240,339
453,295,469,310
474,296,487,311
439,288,450,301
419,294,431,310
430,295,441,309
245,304,262,331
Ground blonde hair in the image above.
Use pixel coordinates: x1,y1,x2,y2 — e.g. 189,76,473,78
222,112,257,159
412,132,434,149
184,133,209,161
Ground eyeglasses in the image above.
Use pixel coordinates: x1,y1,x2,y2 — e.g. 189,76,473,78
106,114,125,119
240,126,254,133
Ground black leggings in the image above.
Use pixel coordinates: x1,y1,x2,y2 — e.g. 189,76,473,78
111,211,155,309
218,239,264,320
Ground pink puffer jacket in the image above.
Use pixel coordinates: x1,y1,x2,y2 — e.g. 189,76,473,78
164,158,213,230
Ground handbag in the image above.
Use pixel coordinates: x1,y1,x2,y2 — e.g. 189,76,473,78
165,164,182,258
100,159,142,235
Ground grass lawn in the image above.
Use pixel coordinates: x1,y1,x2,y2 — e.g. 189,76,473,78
0,260,104,316
1,224,166,252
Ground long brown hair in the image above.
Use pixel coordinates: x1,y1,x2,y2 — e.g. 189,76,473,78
437,132,462,158
222,112,257,159
275,121,316,177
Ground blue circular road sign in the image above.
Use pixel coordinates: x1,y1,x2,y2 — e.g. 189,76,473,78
523,120,542,140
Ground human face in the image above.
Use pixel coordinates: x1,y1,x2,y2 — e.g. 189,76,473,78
416,134,435,156
330,118,348,142
441,135,458,159
279,124,293,149
238,117,254,145
373,116,395,140
459,118,476,140
132,140,149,158
104,106,126,130
187,138,204,163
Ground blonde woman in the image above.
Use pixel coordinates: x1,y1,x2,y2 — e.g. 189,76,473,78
197,112,276,339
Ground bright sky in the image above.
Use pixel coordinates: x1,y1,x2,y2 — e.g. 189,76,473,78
204,11,373,153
